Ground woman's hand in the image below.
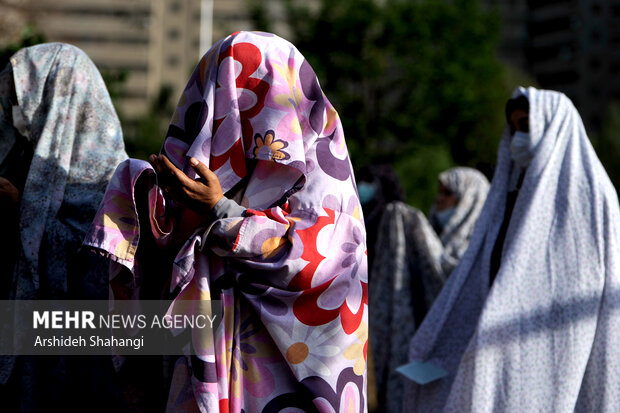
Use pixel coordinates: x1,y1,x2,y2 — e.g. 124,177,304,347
149,154,223,215
0,177,20,205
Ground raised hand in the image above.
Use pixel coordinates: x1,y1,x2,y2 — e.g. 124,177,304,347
149,154,223,215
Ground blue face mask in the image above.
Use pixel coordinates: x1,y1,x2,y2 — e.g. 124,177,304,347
358,182,377,205
435,207,455,228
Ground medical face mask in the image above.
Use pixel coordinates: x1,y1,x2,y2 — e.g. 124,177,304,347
435,207,455,228
510,131,534,169
358,182,377,205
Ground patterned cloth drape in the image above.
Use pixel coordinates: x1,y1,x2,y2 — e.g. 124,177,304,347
0,42,128,410
84,32,368,412
370,168,488,413
404,87,620,412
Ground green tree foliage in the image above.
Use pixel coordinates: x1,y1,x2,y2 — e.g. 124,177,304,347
262,0,516,209
248,0,274,34
591,101,620,190
0,24,46,70
124,85,176,160
100,68,128,117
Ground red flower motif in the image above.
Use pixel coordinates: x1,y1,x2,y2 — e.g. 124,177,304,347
291,208,368,334
211,42,270,178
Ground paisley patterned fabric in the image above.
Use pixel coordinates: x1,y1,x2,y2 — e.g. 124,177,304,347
404,87,620,412
84,32,368,412
370,168,488,413
0,43,128,408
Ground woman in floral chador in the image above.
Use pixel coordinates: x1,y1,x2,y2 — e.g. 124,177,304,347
85,32,368,412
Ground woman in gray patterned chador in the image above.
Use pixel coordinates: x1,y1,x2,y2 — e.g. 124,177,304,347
404,87,620,412
0,43,127,412
368,166,488,413
429,168,490,277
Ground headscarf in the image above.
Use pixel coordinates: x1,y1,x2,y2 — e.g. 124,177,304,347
369,168,488,413
84,32,368,412
404,87,620,412
1,43,127,299
0,42,128,403
429,167,490,275
357,164,406,272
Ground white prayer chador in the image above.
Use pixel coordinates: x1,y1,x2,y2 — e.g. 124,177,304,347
404,87,620,412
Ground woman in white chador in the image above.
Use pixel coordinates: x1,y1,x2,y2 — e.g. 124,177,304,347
403,87,620,413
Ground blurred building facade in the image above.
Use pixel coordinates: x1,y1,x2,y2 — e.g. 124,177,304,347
211,0,291,41
34,0,203,121
0,0,291,123
2,0,619,134
526,0,620,131
486,0,620,132
483,0,529,71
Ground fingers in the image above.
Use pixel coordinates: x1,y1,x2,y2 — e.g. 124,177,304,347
147,154,223,212
148,154,160,172
189,158,223,206
150,154,197,190
162,156,204,195
189,157,217,183
149,154,173,193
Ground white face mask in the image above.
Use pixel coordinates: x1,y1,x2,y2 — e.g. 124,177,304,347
510,131,534,169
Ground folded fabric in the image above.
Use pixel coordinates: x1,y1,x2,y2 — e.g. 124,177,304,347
404,87,620,412
84,31,368,412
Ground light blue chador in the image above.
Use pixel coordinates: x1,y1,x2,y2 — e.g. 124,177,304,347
404,87,620,413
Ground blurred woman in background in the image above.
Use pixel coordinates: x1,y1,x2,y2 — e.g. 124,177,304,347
430,168,491,277
365,166,488,413
357,164,407,275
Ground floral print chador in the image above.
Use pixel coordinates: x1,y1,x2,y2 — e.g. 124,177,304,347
85,32,368,412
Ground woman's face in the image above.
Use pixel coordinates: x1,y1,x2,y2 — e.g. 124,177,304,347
435,182,458,211
357,179,378,205
509,108,529,135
